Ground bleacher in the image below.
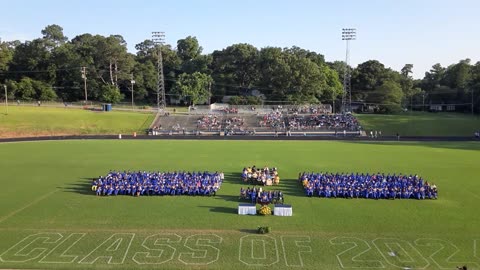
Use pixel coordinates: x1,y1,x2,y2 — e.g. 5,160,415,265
149,105,361,137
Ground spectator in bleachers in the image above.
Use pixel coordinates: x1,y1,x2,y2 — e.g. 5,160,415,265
285,114,360,131
259,111,285,129
221,107,238,114
197,115,221,130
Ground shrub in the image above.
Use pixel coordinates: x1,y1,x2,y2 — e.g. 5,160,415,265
100,84,123,104
257,226,271,234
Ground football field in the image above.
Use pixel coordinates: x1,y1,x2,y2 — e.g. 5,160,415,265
0,140,479,269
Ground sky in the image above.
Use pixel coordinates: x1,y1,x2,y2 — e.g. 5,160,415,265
0,0,479,78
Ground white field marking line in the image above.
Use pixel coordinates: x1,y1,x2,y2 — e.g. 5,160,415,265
0,190,58,224
77,233,135,265
372,238,429,270
178,234,223,265
281,235,312,267
251,240,267,260
132,233,181,265
0,233,63,263
38,233,86,264
238,235,279,266
385,242,414,263
465,190,480,200
474,239,479,260
414,238,479,269
329,237,385,269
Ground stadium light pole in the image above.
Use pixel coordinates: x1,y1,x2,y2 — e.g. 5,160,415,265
3,85,7,115
342,28,356,113
152,31,166,112
130,74,135,110
81,67,87,103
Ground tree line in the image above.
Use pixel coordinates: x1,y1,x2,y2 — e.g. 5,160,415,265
0,24,479,113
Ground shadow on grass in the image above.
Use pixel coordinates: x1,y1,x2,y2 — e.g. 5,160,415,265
239,229,258,234
278,178,305,198
61,178,95,195
214,194,239,202
197,205,236,214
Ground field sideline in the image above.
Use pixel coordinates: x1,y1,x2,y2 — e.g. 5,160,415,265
0,140,479,269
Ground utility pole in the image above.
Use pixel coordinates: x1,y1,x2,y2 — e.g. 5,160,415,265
130,74,135,110
332,92,336,114
81,67,87,103
152,32,166,111
3,85,7,115
208,81,212,105
422,92,426,112
342,28,356,113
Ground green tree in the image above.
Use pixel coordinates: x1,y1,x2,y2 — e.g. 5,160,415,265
51,43,83,101
32,79,57,100
172,72,213,105
10,39,53,83
177,36,202,62
181,54,212,74
352,60,391,91
41,24,68,49
400,64,415,109
369,80,404,113
100,84,123,103
0,41,14,73
133,39,182,103
469,62,480,111
352,60,401,103
7,77,56,101
327,60,348,81
284,46,325,66
211,43,260,95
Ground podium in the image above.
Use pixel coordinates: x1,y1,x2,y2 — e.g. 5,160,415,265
238,203,257,215
274,204,292,216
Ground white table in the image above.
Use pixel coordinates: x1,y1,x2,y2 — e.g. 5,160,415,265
238,203,257,215
274,204,292,216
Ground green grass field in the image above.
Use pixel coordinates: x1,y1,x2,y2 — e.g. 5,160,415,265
0,140,479,269
0,106,154,138
356,112,480,136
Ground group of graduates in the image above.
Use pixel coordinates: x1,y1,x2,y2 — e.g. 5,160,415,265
241,166,280,186
91,170,224,197
299,172,438,200
240,187,284,205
